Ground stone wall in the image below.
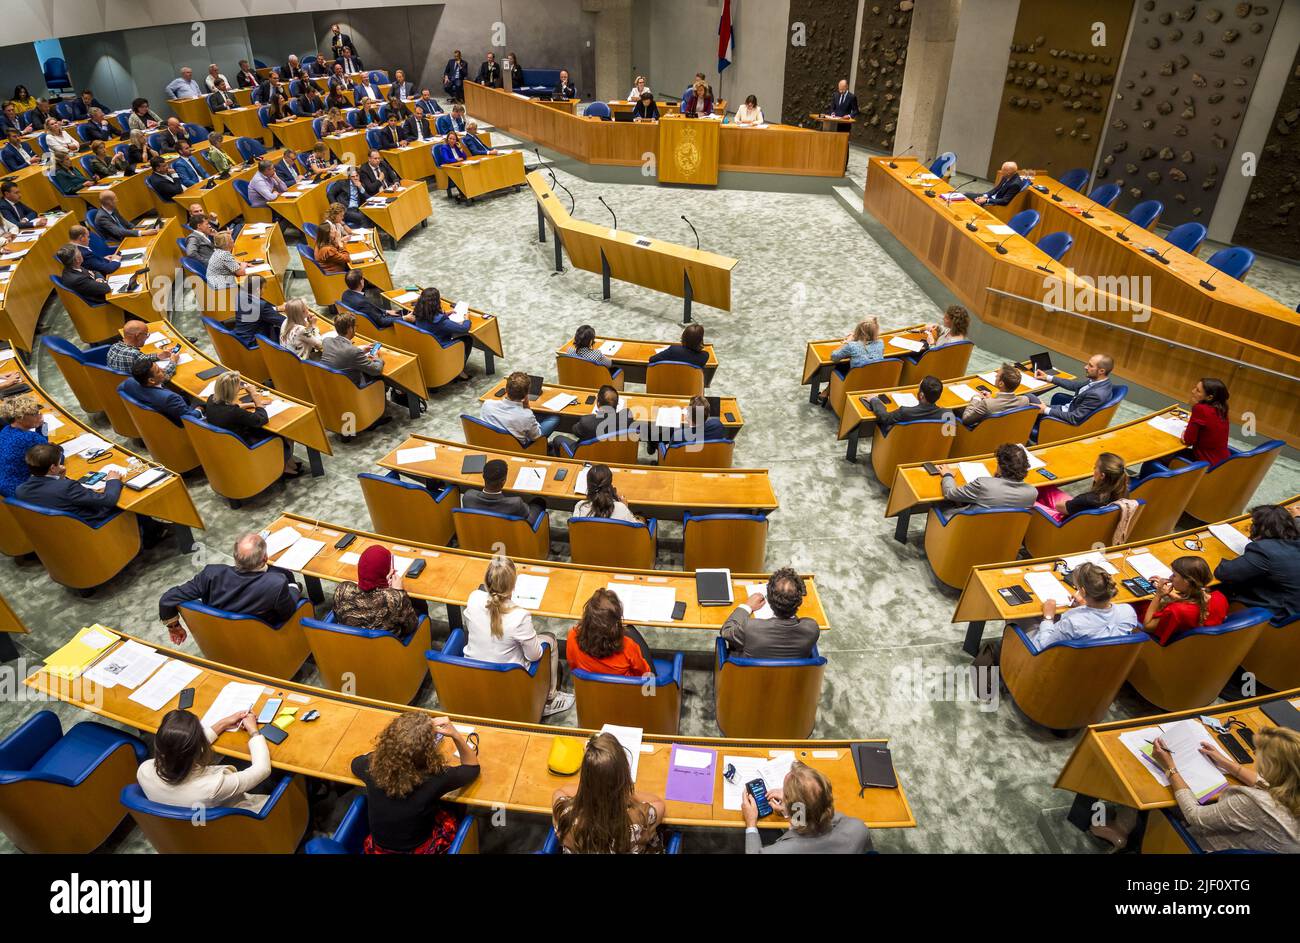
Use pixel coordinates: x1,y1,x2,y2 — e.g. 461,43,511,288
1231,39,1300,259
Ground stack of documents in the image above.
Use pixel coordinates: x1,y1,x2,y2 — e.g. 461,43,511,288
395,444,438,464
1118,719,1230,803
1024,571,1073,605
1125,551,1173,581
1208,523,1250,556
44,625,118,680
1147,414,1189,439
955,461,989,484
605,582,677,622
83,639,166,689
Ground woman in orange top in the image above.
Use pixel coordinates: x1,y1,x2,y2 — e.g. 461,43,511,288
565,588,653,677
314,219,352,273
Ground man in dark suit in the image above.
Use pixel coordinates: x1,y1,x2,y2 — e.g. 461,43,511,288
460,458,547,525
339,270,410,330
14,443,123,527
68,224,119,276
56,244,111,302
92,191,139,241
554,70,577,100
377,115,404,150
158,532,303,642
119,358,199,427
337,47,364,76
235,60,259,89
648,323,709,368
416,90,444,115
974,161,1029,207
1030,353,1115,437
309,53,332,77
866,374,952,430
329,24,353,60
720,567,820,659
69,90,109,121
443,50,469,100
0,180,45,228
81,107,116,142
278,55,302,82
207,79,238,113
359,149,399,195
326,167,369,227
390,69,416,100
297,85,325,115
402,107,435,143
145,155,184,201
477,52,502,88
0,103,23,135
548,384,639,456
1,129,38,171
353,75,384,104
158,117,190,152
273,150,304,187
826,79,858,122
1214,505,1300,622
320,311,384,387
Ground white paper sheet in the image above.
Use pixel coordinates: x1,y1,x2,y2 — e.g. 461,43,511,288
1017,444,1046,469
888,337,924,352
275,537,325,571
743,582,776,619
674,747,714,770
1024,570,1073,605
199,681,264,730
599,724,644,781
453,301,470,321
654,406,683,428
513,466,546,492
1208,523,1250,556
599,340,623,356
892,392,919,408
262,398,294,418
573,464,590,496
988,224,1016,235
512,573,550,609
83,640,167,690
264,527,302,557
948,383,978,402
541,393,576,411
1062,551,1119,575
605,582,677,623
1147,415,1189,439
955,461,990,484
1126,551,1173,581
396,444,439,465
125,468,168,489
128,659,202,711
61,432,111,456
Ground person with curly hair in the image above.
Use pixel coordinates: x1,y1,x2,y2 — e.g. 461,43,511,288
936,442,1037,509
743,761,872,854
351,712,480,854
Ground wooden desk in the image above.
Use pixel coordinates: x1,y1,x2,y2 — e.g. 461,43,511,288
103,217,183,321
267,115,319,154
440,150,527,201
168,97,213,128
25,630,913,829
382,288,503,375
174,150,283,227
361,179,432,242
0,593,26,660
7,164,61,213
267,171,346,231
77,171,153,223
0,211,74,352
220,221,290,304
557,335,718,386
801,325,929,400
885,405,1191,523
952,495,1300,655
1055,686,1300,812
810,113,854,132
261,512,828,633
140,319,331,472
10,358,203,542
535,98,580,115
529,171,737,323
659,115,720,186
215,105,272,146
479,378,744,439
864,157,1300,446
381,139,437,181
314,310,425,406
378,435,777,519
323,128,371,165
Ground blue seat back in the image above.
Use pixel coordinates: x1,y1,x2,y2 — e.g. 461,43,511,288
1088,182,1121,207
1037,231,1073,261
929,152,956,178
1165,221,1207,254
235,137,267,161
584,102,611,120
434,114,452,135
1058,168,1089,191
1008,209,1040,237
1126,199,1163,229
1205,246,1255,280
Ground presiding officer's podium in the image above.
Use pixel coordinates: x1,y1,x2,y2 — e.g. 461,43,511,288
658,116,721,186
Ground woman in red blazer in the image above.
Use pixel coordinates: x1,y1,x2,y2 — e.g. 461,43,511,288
683,81,714,117
1181,378,1230,466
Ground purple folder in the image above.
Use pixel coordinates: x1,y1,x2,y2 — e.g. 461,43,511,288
665,744,716,805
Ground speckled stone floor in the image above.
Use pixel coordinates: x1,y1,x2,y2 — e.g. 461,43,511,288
1,137,1297,854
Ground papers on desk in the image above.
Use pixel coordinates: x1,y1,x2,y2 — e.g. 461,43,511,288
349,250,377,262
199,381,216,398
61,432,112,457
600,725,644,782
245,263,272,275
125,467,169,490
84,464,127,492
540,393,577,411
1147,414,1189,439
145,331,168,346
277,537,325,572
1209,523,1251,556
666,745,716,805
721,751,796,810
11,232,40,243
265,526,303,557
44,625,119,680
261,398,294,418
605,581,677,623
1024,570,1074,605
394,291,419,306
363,198,390,207
938,191,967,202
599,340,623,357
743,583,776,619
118,247,147,261
452,301,470,322
1017,444,1046,469
1118,719,1230,803
887,337,924,352
573,464,590,496
1126,551,1173,581
41,413,63,433
654,406,683,428
83,639,167,690
948,383,978,402
106,274,134,292
199,681,264,731
128,659,202,711
988,224,1016,236
511,573,549,610
955,461,990,484
241,222,274,234
175,353,194,366
891,392,918,408
1062,551,1119,575
513,466,547,492
395,444,438,465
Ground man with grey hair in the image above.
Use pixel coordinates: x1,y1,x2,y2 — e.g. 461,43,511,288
248,158,287,207
55,243,111,303
158,533,302,643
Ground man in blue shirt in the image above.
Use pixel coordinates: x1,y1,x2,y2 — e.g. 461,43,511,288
166,68,203,100
170,141,209,188
118,358,199,427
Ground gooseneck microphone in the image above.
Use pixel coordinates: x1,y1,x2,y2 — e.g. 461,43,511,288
681,215,700,250
1081,200,1098,220
598,195,617,231
994,236,1014,255
888,142,914,170
1199,270,1218,292
536,147,575,213
1115,223,1133,243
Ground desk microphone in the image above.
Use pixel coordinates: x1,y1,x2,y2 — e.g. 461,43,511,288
948,178,985,230
1051,183,1069,202
681,214,700,250
1035,261,1055,274
1198,270,1218,292
598,195,617,231
1115,223,1133,243
1142,244,1172,265
1032,159,1052,193
905,160,930,182
994,235,1014,255
888,142,914,170
536,148,575,213
1080,200,1098,220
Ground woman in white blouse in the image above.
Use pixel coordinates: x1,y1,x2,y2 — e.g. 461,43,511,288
733,95,765,127
279,298,322,360
137,708,271,812
572,464,639,523
42,117,80,162
627,76,652,101
462,557,574,716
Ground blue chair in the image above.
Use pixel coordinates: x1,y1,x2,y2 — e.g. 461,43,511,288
181,413,286,505
302,221,319,244
1126,199,1163,230
39,334,113,416
74,123,98,143
302,611,431,704
434,113,453,135
1058,168,1089,191
257,106,272,128
584,102,612,120
113,141,131,163
1164,221,1207,255
1024,500,1144,559
357,471,457,546
555,431,640,465
1243,611,1300,692
121,775,310,853
36,132,48,153
1205,245,1255,280
312,116,326,139
79,154,97,178
184,122,206,142
452,506,550,559
1036,231,1073,261
346,108,365,129
288,79,305,97
1000,623,1148,730
0,711,148,853
1166,439,1285,522
365,128,388,151
1034,383,1128,444
368,71,388,86
715,638,826,738
682,511,768,572
306,794,479,853
146,131,165,152
57,101,78,121
1088,182,1121,207
1143,808,1267,854
569,515,657,569
4,495,140,590
539,827,682,853
1008,209,1040,237
254,59,268,69
232,178,274,225
1129,608,1273,711
50,273,117,345
43,57,72,93
177,598,314,679
235,136,268,162
1128,460,1208,540
426,628,552,722
572,652,685,734
289,99,308,117
302,56,317,70
657,437,735,468
929,151,956,179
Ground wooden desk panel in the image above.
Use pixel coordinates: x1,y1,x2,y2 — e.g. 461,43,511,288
441,151,527,200
168,97,213,128
800,325,930,388
382,288,504,365
557,335,718,386
174,150,282,227
0,594,26,635
361,179,432,242
24,631,912,827
0,211,74,352
267,116,319,154
659,116,719,186
104,217,183,321
378,435,777,517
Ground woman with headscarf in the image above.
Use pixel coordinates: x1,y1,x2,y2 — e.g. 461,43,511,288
331,544,420,638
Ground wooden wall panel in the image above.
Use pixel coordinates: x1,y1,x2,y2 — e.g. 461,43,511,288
986,0,1133,181
1232,40,1300,261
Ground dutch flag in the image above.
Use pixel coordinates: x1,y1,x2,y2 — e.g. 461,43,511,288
718,0,735,73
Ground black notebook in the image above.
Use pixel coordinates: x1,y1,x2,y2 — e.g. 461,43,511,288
851,743,897,790
196,365,225,380
1260,698,1300,733
695,568,733,607
460,454,486,475
527,374,544,397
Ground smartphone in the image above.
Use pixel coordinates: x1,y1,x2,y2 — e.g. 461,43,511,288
922,462,941,476
1123,577,1155,597
406,558,427,578
671,600,687,621
724,412,736,423
876,393,892,406
745,779,773,818
554,467,568,481
79,471,107,486
257,698,283,725
997,586,1029,606
259,723,288,745
1216,731,1252,765
584,394,596,405
1238,727,1255,750
1038,468,1057,480
493,388,506,397
177,687,195,710
334,533,357,550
